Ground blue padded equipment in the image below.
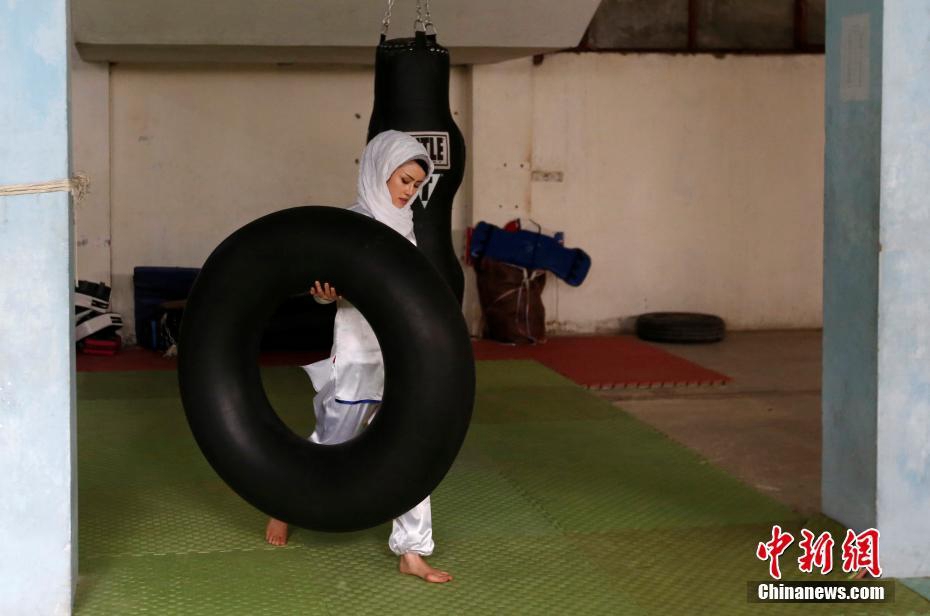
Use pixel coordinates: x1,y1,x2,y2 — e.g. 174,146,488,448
469,221,592,286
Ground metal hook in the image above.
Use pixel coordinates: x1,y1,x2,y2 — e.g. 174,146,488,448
423,0,437,35
382,0,435,37
381,0,396,35
414,0,426,32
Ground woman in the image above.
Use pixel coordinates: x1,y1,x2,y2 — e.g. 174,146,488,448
264,130,452,584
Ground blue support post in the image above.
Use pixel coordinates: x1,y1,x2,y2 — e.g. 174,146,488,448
0,0,77,612
823,0,930,577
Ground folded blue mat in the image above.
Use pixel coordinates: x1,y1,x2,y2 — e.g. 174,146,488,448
469,222,591,286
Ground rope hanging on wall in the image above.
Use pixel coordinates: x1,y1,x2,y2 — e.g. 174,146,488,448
0,173,89,201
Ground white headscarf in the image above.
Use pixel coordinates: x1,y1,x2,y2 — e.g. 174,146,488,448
356,130,434,240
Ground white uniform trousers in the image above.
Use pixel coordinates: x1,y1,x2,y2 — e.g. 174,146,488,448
309,377,435,556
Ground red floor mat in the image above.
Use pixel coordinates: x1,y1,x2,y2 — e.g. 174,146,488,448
77,336,731,388
473,335,731,388
76,347,328,373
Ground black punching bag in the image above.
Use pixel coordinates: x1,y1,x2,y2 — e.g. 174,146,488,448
368,31,466,304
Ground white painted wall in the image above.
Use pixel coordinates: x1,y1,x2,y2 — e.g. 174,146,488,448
74,52,825,340
473,54,825,332
71,48,111,285
105,64,473,341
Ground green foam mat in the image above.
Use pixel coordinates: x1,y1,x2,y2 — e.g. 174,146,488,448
75,360,930,614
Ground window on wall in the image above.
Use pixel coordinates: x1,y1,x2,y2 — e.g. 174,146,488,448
582,0,825,53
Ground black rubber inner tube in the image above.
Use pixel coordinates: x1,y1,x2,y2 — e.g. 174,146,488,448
178,206,475,532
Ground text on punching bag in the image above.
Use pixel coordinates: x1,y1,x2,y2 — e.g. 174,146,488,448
409,131,451,170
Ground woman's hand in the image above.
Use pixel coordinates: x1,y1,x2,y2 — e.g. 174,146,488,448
309,280,341,302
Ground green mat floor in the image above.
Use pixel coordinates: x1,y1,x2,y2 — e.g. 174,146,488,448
75,361,930,615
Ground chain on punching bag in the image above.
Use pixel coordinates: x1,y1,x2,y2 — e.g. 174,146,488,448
368,1,466,304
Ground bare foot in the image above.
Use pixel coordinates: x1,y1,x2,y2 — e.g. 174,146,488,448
398,552,453,583
265,517,289,546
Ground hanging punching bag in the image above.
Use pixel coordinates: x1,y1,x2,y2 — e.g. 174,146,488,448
367,29,466,304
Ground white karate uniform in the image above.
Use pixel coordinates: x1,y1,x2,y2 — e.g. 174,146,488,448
302,130,436,556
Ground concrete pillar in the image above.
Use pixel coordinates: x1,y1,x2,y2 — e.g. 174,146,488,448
823,0,930,577
0,0,77,613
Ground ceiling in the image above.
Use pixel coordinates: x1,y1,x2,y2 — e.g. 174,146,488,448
72,0,603,65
